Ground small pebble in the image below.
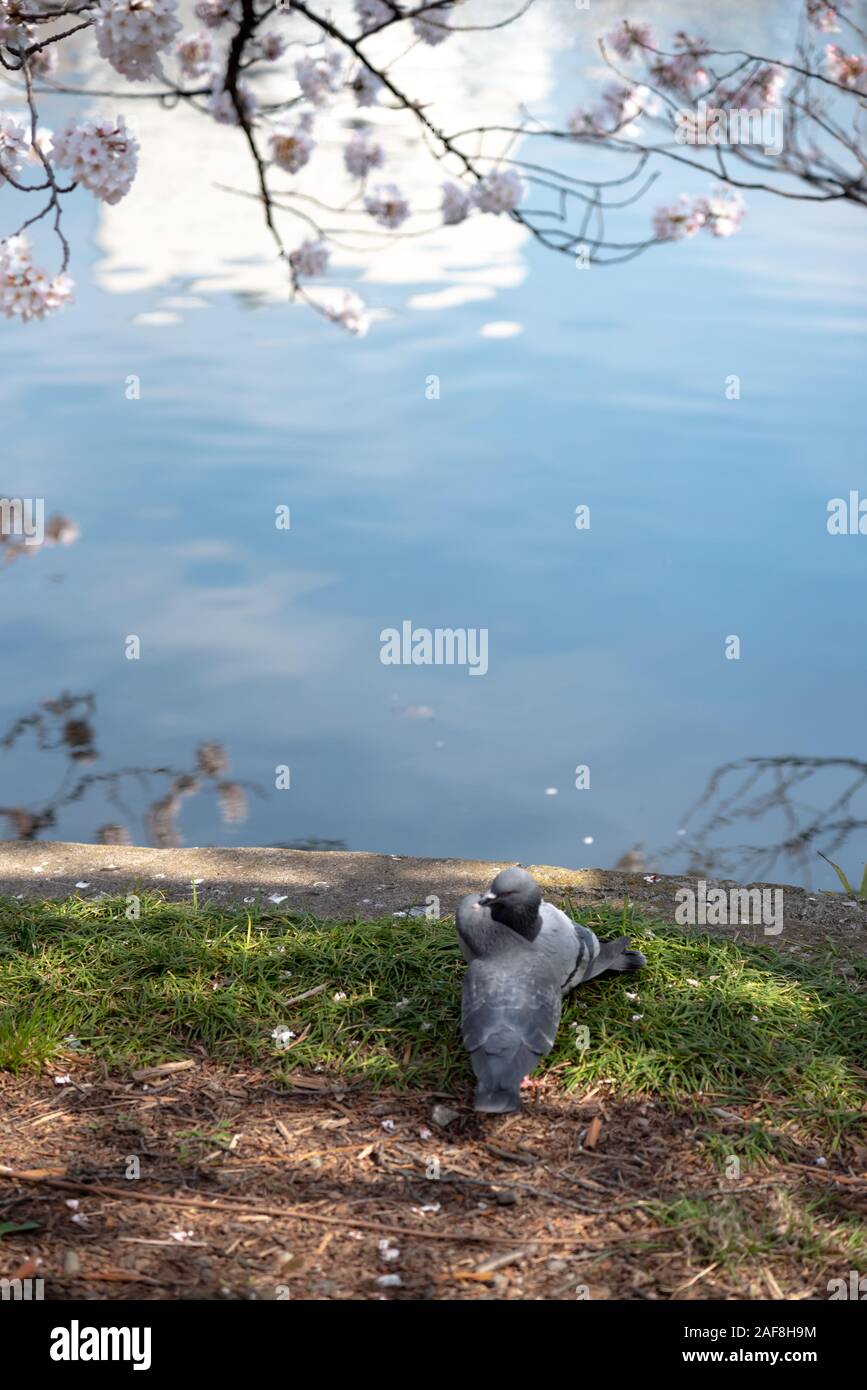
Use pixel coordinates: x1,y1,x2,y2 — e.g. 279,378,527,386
431,1104,460,1128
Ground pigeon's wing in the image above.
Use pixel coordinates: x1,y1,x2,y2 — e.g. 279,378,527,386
462,958,561,1112
455,892,495,962
462,958,561,1055
539,901,601,992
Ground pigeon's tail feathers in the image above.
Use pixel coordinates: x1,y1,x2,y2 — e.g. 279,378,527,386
581,936,647,981
620,947,646,972
472,1082,520,1114
602,936,647,972
470,1036,538,1114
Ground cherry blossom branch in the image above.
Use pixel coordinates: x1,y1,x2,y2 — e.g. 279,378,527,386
0,0,864,328
21,59,71,268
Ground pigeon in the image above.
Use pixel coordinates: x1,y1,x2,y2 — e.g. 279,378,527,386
456,866,645,1113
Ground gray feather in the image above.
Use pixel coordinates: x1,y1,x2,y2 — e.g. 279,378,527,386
536,900,602,992
462,960,561,1112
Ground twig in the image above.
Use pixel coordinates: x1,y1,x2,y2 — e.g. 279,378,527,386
283,983,328,1006
0,1166,694,1248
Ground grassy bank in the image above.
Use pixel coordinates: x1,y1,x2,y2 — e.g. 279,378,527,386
0,895,864,1160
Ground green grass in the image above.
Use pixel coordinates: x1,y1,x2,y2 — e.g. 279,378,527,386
0,895,864,1154
649,1191,867,1271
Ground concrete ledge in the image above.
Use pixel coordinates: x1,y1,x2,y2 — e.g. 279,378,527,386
1,841,866,955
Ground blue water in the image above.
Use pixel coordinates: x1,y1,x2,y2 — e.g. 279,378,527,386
2,3,866,888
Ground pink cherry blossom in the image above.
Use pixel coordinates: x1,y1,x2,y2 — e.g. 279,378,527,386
295,44,345,105
653,187,746,242
441,180,471,224
0,234,73,322
472,168,524,214
354,0,392,34
599,81,656,129
718,63,786,108
0,112,29,187
412,10,452,46
53,115,139,205
344,129,385,179
352,66,384,107
648,32,711,97
322,289,370,336
696,188,745,237
825,43,866,90
175,31,214,79
568,106,602,137
652,195,705,241
289,238,330,277
364,183,410,228
605,20,655,60
94,0,182,82
269,120,315,175
194,0,236,29
209,77,257,126
807,0,847,32
259,33,286,62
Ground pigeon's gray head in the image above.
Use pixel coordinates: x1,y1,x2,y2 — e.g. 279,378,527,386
479,867,542,939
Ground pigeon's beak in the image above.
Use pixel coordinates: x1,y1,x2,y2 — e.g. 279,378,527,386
478,891,496,905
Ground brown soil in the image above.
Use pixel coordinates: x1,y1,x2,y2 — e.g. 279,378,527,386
2,1065,864,1301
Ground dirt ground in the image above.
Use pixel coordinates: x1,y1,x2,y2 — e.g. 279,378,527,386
2,1063,864,1301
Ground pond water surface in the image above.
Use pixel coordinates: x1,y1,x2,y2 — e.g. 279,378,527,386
2,0,866,888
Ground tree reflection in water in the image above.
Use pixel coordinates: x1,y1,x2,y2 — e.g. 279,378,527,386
0,692,260,848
